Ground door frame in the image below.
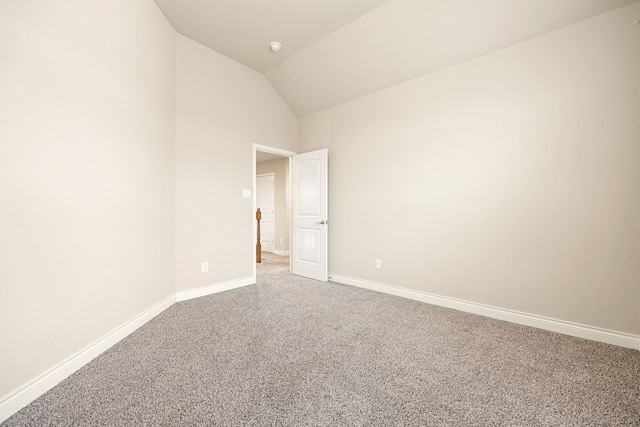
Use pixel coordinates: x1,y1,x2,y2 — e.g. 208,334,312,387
252,144,296,283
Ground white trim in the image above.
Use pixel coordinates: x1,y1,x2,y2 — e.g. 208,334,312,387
253,144,296,157
4,275,636,424
252,147,257,284
330,274,640,351
1,275,257,423
0,295,175,423
273,250,290,256
175,277,254,302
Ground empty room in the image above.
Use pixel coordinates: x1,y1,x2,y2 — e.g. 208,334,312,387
1,0,639,425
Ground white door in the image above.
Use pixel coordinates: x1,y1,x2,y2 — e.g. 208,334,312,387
256,173,275,253
292,149,328,282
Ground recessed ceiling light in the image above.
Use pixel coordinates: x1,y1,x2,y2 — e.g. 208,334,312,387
269,41,281,52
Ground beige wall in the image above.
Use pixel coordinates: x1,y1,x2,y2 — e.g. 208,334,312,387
257,158,290,253
300,4,640,334
0,0,176,398
174,36,297,291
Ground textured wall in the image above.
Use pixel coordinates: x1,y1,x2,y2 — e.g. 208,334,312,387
0,0,177,398
174,35,297,292
300,4,640,334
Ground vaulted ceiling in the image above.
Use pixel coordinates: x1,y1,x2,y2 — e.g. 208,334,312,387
153,0,635,117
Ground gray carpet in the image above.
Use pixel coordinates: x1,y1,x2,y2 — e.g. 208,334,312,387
4,253,640,426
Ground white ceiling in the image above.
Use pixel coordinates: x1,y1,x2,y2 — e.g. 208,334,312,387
153,0,636,117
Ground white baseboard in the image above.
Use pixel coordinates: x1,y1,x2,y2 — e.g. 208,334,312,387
175,276,254,302
273,250,290,256
0,294,176,423
3,274,636,423
330,274,640,351
1,276,256,423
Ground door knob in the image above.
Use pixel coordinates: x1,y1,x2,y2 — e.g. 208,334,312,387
317,220,327,225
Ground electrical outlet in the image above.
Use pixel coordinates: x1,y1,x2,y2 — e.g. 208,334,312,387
279,238,284,244
374,259,381,270
201,262,208,273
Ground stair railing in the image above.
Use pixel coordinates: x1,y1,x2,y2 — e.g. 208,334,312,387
256,208,262,263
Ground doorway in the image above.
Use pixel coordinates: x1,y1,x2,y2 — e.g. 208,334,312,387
253,144,295,282
252,144,329,284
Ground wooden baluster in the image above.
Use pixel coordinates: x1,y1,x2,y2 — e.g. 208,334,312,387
256,208,262,263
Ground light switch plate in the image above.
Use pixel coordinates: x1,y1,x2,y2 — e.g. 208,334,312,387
242,189,251,199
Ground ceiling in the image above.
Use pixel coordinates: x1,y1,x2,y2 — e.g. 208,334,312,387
255,151,286,163
153,0,636,117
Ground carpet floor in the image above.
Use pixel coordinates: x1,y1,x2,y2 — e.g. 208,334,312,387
3,253,639,426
